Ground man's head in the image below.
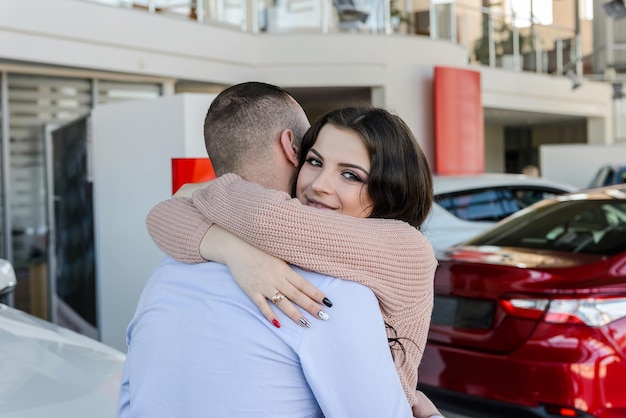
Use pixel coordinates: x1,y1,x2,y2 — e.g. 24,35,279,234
204,82,310,192
521,164,540,178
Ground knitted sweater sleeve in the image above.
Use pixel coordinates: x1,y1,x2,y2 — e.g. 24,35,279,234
146,197,212,264
191,173,438,410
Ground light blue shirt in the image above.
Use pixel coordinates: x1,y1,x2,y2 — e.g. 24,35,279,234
117,257,412,418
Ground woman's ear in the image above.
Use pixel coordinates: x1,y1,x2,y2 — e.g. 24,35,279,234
279,129,299,168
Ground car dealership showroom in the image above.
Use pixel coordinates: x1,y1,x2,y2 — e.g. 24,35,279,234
1,0,626,417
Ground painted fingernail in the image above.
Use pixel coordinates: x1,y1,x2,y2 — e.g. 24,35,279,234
299,317,311,328
322,297,333,308
317,310,330,321
272,319,281,328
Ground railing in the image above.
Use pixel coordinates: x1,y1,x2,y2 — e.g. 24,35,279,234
83,0,399,34
81,0,582,78
439,3,578,77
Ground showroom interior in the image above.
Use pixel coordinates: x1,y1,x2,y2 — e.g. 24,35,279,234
1,0,625,353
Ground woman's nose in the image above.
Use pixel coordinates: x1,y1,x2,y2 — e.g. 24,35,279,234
310,170,333,194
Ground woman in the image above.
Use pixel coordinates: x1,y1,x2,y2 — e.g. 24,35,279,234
147,106,438,414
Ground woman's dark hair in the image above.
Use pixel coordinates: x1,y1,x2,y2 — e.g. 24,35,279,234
295,106,433,360
294,106,433,229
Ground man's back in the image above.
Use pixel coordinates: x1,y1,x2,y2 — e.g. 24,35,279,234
118,258,412,418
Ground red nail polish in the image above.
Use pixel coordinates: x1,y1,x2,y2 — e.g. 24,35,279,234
272,319,281,328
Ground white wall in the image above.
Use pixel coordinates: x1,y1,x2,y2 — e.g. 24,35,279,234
540,143,626,189
255,34,467,162
0,0,257,83
1,0,471,164
92,94,216,351
480,66,614,144
1,0,614,150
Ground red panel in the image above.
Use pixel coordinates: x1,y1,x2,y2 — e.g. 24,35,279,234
171,158,216,195
433,67,484,175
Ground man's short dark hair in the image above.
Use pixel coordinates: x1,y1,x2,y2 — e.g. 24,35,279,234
204,82,309,175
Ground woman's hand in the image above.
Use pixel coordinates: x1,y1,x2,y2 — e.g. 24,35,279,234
202,225,331,328
173,181,213,198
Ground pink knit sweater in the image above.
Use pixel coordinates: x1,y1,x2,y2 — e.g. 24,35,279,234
146,173,438,411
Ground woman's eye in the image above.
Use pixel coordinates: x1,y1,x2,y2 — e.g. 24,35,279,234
342,171,362,182
306,157,322,167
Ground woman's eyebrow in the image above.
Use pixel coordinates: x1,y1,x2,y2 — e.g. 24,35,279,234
309,148,323,160
340,162,370,176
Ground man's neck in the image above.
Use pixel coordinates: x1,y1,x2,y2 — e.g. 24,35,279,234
237,167,291,194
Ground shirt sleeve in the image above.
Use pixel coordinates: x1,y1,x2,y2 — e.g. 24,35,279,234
298,280,413,418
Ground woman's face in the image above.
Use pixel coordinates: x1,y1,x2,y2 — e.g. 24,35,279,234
296,124,373,218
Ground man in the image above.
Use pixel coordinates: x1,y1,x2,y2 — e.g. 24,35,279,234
118,82,443,418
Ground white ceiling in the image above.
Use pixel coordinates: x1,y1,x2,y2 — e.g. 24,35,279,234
483,107,587,126
289,86,588,127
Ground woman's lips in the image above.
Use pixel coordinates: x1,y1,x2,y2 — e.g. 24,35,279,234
306,198,335,210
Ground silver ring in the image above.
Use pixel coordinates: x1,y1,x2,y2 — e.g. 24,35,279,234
271,292,286,306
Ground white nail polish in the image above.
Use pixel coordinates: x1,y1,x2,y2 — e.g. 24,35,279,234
300,318,311,328
317,310,329,321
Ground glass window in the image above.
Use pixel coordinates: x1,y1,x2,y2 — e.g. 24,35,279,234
467,200,626,255
7,74,92,321
509,186,566,208
437,188,521,222
437,186,570,223
580,0,593,20
620,167,626,184
508,0,553,27
97,80,161,105
1,73,162,338
588,166,626,188
589,166,614,188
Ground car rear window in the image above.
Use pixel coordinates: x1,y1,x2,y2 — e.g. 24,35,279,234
465,199,626,255
588,166,626,188
436,187,567,222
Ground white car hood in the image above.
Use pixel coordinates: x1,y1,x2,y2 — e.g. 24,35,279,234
422,203,494,256
0,259,16,294
0,304,125,418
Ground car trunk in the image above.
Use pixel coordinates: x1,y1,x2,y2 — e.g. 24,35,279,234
428,247,618,353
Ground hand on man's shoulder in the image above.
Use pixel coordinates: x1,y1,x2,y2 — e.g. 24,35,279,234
174,181,213,198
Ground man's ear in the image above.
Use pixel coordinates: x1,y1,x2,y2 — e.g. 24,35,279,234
279,129,299,168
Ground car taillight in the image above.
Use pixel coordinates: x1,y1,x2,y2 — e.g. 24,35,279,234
544,297,626,326
500,298,549,319
500,296,626,326
543,405,582,417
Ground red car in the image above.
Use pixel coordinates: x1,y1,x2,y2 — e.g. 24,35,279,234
419,185,626,418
